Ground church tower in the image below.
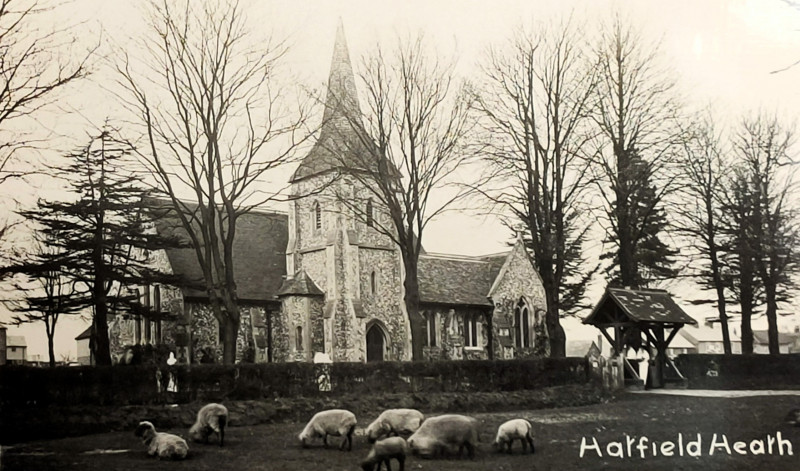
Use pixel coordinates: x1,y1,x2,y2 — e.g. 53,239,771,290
278,21,408,363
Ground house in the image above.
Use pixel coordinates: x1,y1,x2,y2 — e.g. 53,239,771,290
752,330,798,354
680,324,742,354
101,23,549,365
665,332,697,359
5,335,27,365
75,326,93,365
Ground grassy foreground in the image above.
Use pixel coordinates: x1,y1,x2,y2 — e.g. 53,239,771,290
2,393,800,471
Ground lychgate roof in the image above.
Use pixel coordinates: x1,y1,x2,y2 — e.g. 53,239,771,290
583,287,697,326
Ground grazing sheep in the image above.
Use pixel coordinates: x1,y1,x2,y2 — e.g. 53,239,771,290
494,418,535,454
298,409,357,451
407,414,479,459
189,403,229,446
785,408,800,426
366,409,425,443
134,421,189,460
360,436,408,471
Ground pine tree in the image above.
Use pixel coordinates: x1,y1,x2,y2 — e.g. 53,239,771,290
9,127,183,365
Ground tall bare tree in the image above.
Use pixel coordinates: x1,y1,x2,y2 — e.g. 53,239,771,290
676,118,733,353
322,34,473,361
589,18,683,288
117,0,309,364
471,20,598,357
731,113,799,354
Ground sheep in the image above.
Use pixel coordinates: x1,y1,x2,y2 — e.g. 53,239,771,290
360,436,408,471
134,421,189,460
493,418,535,454
366,409,425,443
298,409,357,451
407,414,479,459
189,403,229,446
785,408,800,426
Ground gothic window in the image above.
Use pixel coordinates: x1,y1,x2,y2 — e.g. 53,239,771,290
514,298,531,348
296,326,303,351
370,271,377,295
464,312,480,348
313,201,322,231
366,199,374,227
426,312,437,347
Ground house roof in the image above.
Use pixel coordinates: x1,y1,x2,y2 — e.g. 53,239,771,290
752,330,797,345
417,252,508,307
75,326,92,341
152,203,288,303
680,325,741,343
584,287,697,326
7,335,26,347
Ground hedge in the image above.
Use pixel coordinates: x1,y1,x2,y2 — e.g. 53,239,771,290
675,353,800,389
0,357,590,407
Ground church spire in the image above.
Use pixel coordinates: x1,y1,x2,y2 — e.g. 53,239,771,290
321,19,362,137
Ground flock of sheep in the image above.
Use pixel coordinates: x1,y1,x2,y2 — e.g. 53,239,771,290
133,402,535,469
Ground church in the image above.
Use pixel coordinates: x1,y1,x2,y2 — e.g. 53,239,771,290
104,24,549,365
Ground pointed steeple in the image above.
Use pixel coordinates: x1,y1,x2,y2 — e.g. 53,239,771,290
291,20,366,183
322,19,362,134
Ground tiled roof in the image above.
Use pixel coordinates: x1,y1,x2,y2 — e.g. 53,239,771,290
152,203,288,303
417,253,508,307
277,270,324,296
584,288,697,326
7,335,27,347
75,326,92,341
752,330,797,345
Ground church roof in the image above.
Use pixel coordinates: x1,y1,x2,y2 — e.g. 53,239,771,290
152,203,288,303
292,21,370,183
417,253,508,307
277,270,324,297
583,287,697,327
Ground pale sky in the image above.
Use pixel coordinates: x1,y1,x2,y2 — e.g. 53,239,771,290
3,0,800,360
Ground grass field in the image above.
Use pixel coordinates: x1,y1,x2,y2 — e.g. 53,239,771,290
3,392,799,471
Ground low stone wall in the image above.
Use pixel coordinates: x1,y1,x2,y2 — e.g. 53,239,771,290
0,358,591,407
675,353,800,389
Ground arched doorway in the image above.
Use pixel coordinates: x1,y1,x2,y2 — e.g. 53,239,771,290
366,322,386,362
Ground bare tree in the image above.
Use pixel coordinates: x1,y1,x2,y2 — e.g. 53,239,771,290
676,117,733,353
117,0,310,364
731,113,799,354
0,0,89,241
322,34,473,361
589,17,683,288
470,19,598,357
4,232,81,367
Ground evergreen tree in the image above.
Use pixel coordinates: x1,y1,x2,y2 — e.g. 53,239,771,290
8,127,183,365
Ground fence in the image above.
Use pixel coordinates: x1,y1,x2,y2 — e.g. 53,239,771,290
675,353,800,389
0,357,590,407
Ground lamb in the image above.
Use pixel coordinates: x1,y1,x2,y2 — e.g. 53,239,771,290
189,403,229,446
134,421,189,460
360,436,408,471
407,414,480,459
493,418,535,454
298,409,357,451
366,409,425,443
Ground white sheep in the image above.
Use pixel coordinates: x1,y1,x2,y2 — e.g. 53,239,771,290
189,403,229,446
366,409,425,443
134,421,189,460
360,436,408,471
407,414,479,459
298,409,357,451
494,418,535,454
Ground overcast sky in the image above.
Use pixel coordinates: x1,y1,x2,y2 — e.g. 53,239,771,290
3,0,800,360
